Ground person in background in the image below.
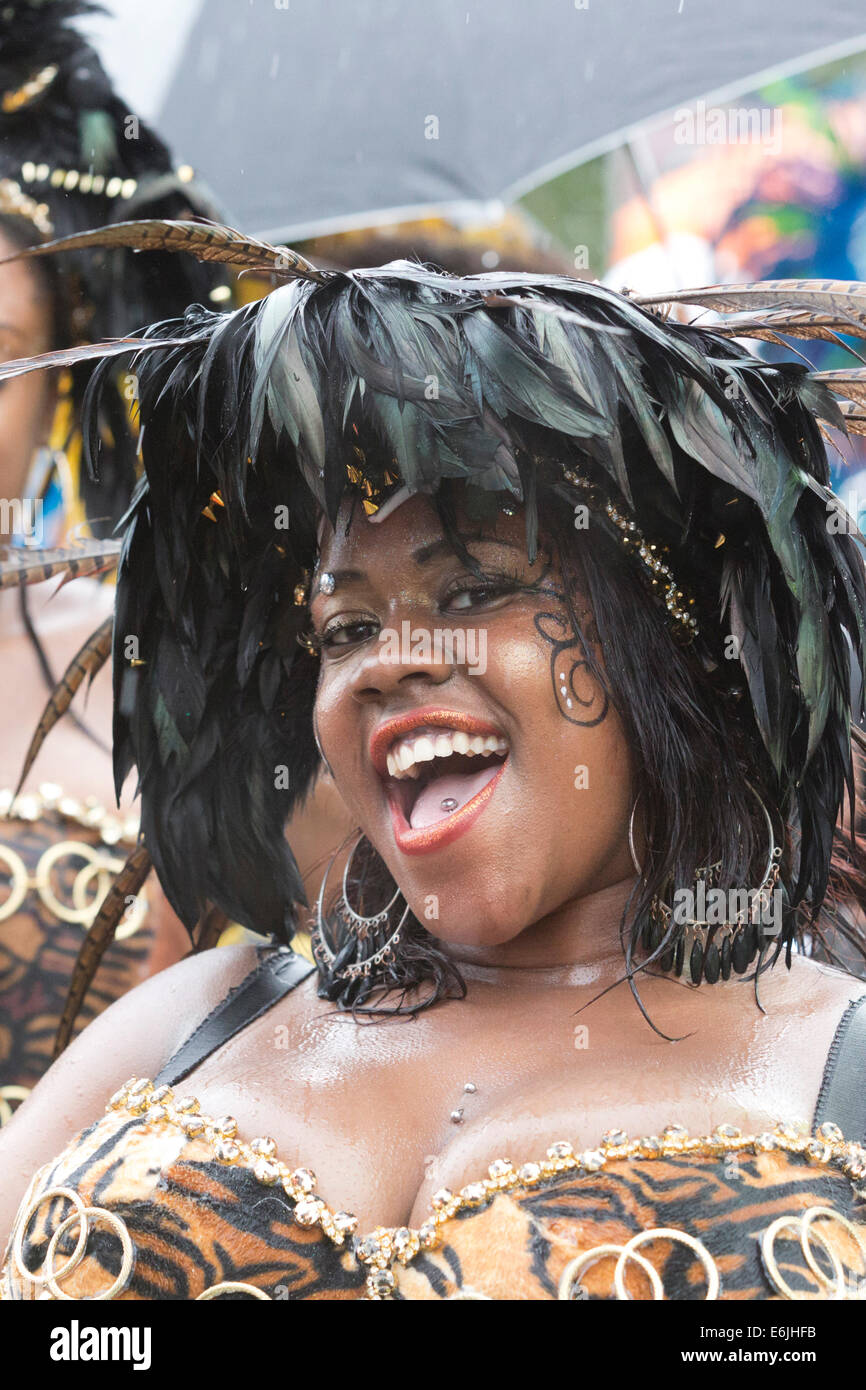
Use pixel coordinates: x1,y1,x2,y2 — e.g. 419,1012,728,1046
0,0,229,1116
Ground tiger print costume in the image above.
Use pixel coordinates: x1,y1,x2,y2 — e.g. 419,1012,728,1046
0,804,161,1116
2,1077,865,1301
2,955,866,1302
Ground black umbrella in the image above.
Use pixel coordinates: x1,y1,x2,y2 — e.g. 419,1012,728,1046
88,0,866,240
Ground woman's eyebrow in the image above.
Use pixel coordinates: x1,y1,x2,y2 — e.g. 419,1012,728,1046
316,537,523,590
410,536,523,566
314,567,365,592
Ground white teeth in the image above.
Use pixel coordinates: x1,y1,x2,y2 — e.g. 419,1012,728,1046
384,725,510,780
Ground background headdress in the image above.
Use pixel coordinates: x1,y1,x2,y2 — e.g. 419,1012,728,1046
2,218,866,1025
0,0,231,531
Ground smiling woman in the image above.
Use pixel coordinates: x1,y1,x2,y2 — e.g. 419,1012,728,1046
2,225,866,1301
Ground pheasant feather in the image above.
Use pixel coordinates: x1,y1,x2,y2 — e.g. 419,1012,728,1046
15,616,113,794
0,541,120,590
0,218,330,282
52,844,152,1058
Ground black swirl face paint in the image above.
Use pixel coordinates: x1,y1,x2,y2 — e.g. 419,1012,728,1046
533,606,610,728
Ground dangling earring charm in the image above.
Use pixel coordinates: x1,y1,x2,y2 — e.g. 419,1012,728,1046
312,834,409,982
630,788,782,985
337,848,401,942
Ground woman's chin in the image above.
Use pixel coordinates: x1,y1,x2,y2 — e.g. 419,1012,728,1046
407,896,526,951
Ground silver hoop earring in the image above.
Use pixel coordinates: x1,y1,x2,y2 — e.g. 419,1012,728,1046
630,786,782,985
312,834,409,982
312,716,335,779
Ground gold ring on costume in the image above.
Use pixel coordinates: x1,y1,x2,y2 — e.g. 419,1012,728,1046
761,1205,866,1300
36,840,118,925
12,1184,134,1299
45,1206,134,1300
0,837,150,935
12,1185,89,1287
0,1084,31,1126
0,844,29,921
71,857,148,938
559,1242,663,1301
558,1228,719,1300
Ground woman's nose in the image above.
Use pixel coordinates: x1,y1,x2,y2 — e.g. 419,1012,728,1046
349,615,455,703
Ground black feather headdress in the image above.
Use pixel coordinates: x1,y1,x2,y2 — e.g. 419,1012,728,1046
1,220,865,964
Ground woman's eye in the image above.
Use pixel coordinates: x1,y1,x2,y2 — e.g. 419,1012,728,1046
320,617,379,650
443,581,515,612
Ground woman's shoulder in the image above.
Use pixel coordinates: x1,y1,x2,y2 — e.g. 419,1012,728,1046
0,941,280,1242
781,952,866,1017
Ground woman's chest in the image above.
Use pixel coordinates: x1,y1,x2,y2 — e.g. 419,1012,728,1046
176,1021,829,1238
11,1075,864,1302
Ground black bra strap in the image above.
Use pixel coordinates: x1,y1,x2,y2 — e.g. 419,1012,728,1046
155,949,315,1087
813,993,866,1143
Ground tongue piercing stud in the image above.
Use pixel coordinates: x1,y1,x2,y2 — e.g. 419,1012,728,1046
440,797,458,813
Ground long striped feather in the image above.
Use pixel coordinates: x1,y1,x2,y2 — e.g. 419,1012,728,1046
636,279,866,331
0,542,120,590
837,401,866,435
15,616,113,795
193,903,233,952
53,844,152,1059
711,312,865,345
811,369,866,406
0,218,330,283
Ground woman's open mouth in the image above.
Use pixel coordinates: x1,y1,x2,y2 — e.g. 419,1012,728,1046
370,710,510,855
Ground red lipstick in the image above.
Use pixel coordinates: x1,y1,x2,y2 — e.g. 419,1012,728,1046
369,707,503,775
370,707,508,856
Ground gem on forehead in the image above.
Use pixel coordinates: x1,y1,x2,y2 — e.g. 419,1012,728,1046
319,572,336,596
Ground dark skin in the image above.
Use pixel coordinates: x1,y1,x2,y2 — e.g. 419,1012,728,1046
0,493,863,1241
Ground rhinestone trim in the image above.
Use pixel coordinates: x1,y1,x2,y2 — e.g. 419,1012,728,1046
563,469,699,637
106,1079,866,1301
